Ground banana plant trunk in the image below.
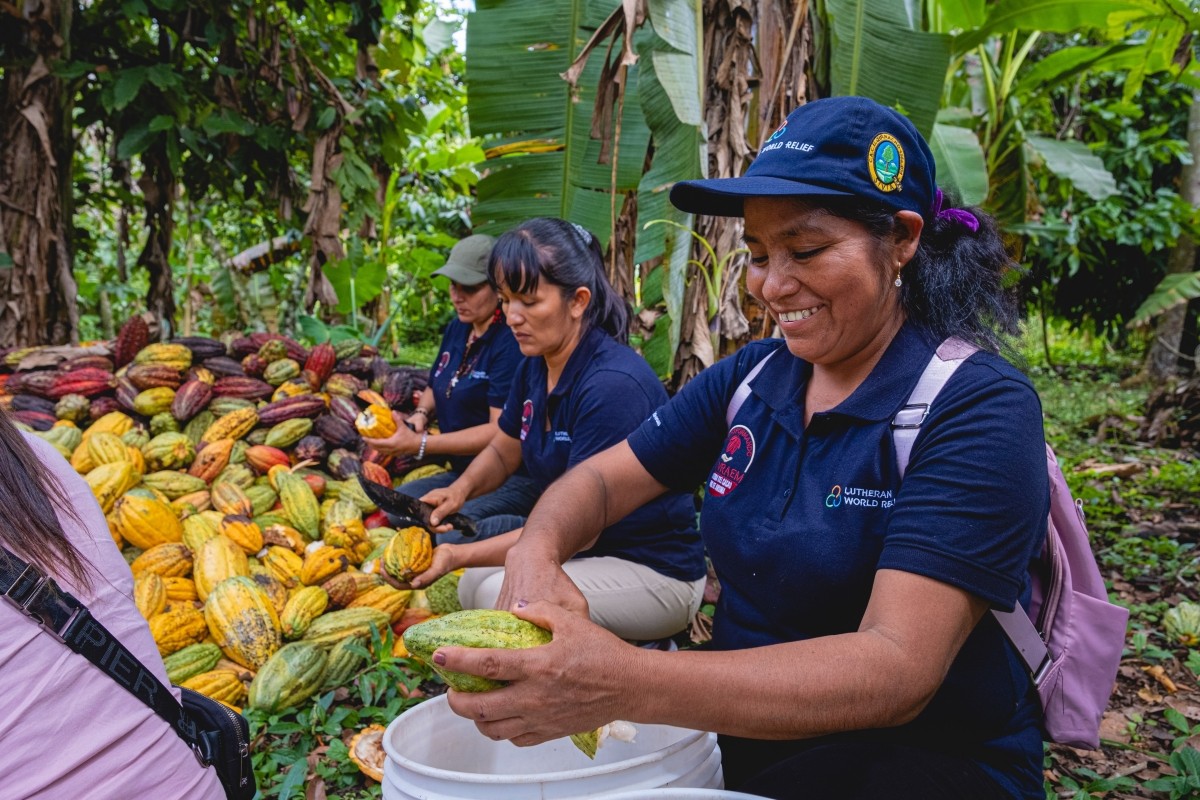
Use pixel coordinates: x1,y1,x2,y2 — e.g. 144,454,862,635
0,0,79,347
1144,88,1200,382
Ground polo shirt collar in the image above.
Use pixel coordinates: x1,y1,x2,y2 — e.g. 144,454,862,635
550,325,607,400
750,322,941,423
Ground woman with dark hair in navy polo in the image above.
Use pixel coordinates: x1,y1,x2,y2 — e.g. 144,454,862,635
364,234,540,544
408,217,707,642
427,98,1052,800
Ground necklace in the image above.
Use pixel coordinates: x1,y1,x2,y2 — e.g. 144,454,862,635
446,308,503,398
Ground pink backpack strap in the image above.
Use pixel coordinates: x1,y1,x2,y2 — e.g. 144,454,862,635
891,338,1049,677
725,348,780,428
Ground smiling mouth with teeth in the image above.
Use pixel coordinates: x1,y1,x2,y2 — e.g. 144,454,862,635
778,307,820,322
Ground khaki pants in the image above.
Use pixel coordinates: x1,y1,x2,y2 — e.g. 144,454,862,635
457,558,705,641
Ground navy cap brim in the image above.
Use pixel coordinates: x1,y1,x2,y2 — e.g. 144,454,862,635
670,176,856,217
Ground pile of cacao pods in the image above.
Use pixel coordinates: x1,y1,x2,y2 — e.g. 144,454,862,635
0,316,456,716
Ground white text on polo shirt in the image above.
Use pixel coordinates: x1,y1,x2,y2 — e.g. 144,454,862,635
826,485,895,509
554,431,571,442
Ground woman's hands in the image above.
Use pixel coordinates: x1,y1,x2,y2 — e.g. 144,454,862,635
420,484,469,531
408,544,459,589
495,540,589,619
441,601,642,746
362,411,425,456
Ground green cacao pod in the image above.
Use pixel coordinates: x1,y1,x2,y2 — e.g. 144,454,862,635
247,641,329,713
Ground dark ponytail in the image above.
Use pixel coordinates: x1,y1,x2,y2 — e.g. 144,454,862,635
487,218,631,343
820,195,1019,356
0,411,94,590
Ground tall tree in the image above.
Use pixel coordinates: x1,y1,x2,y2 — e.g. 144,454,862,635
0,0,79,347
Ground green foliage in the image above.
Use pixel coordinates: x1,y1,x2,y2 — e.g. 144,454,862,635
249,625,434,798
1142,748,1200,798
1019,68,1198,335
63,0,474,340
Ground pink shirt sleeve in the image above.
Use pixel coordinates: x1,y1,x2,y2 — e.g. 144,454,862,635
0,432,226,800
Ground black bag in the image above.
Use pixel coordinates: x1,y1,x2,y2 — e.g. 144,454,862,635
0,549,255,800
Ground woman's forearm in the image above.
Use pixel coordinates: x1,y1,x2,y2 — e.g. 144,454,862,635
423,420,501,458
452,432,520,501
445,529,523,570
516,442,664,563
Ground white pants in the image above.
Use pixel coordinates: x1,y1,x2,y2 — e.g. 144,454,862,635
457,557,706,641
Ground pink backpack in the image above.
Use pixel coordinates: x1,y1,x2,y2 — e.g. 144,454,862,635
894,339,1129,749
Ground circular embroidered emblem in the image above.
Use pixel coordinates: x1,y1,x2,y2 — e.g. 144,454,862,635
519,399,534,441
767,121,788,142
707,425,756,498
433,351,451,378
868,133,904,193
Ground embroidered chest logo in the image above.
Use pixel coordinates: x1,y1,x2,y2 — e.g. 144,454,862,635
708,424,756,497
826,484,895,509
520,399,534,441
433,351,451,378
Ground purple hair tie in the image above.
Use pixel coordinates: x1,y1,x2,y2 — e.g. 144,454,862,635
930,188,979,233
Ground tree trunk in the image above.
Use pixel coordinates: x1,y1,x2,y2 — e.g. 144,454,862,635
136,142,177,338
672,0,813,386
1144,88,1200,382
0,0,78,347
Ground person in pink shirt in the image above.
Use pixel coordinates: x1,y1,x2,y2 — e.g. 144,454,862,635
0,410,226,800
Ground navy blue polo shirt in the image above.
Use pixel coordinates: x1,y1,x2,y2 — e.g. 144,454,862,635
628,323,1048,798
498,327,705,583
428,317,523,473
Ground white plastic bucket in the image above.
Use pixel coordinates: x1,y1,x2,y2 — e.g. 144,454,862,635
604,792,769,799
381,694,724,799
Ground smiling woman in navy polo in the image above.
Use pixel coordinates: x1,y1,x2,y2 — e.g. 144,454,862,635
408,217,706,642
431,98,1053,800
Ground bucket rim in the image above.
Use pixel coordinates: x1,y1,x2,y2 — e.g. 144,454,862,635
383,694,714,784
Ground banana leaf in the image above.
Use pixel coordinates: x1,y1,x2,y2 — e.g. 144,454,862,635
825,0,951,137
1132,271,1200,326
467,0,653,245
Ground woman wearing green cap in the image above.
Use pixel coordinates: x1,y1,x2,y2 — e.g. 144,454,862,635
364,234,540,543
427,97,1049,799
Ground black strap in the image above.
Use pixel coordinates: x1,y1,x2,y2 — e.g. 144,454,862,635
0,547,207,753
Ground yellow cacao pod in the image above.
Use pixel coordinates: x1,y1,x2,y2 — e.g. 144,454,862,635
181,510,222,553
262,546,304,589
133,386,176,417
204,576,283,670
248,572,290,616
171,489,212,518
133,573,167,619
280,586,330,639
193,535,251,601
211,480,253,517
348,584,412,623
81,411,134,444
189,438,234,483
86,431,132,468
180,669,247,706
300,546,352,586
201,407,259,444
111,493,183,550
383,527,433,583
162,576,199,602
354,404,397,439
219,514,264,555
134,342,193,372
130,542,193,578
148,607,209,656
85,461,140,515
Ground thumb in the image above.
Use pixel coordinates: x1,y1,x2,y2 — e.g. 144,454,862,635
510,599,577,633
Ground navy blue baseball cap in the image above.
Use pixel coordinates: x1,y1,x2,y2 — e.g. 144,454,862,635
670,96,936,218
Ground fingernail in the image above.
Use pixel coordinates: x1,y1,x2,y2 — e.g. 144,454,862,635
515,599,527,609
433,651,446,665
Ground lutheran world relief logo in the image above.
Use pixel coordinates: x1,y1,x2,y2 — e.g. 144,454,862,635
433,351,451,378
519,399,534,441
826,484,896,509
708,425,755,497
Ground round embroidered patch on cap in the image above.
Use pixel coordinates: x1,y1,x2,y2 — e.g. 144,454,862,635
868,133,905,192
